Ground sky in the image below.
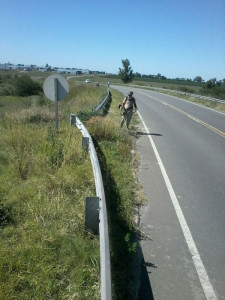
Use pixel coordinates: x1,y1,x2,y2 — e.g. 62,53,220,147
1,0,225,81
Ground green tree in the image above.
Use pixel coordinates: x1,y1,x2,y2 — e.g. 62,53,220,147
194,76,203,83
206,79,216,89
134,72,141,78
118,59,134,83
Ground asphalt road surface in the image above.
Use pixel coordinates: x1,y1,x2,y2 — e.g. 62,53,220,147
111,86,225,300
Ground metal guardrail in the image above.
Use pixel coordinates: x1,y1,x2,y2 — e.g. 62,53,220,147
95,88,110,111
126,83,225,104
150,87,225,104
70,90,112,300
129,84,225,104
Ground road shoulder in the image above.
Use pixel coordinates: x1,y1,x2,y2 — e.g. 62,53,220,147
134,120,206,300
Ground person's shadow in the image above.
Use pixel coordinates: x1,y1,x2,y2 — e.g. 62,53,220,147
133,237,155,300
138,256,156,299
136,131,162,137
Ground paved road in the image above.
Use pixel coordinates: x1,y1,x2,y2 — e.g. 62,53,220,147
111,86,225,300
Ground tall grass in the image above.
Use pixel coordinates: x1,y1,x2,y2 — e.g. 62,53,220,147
0,81,107,299
0,120,100,299
0,76,142,299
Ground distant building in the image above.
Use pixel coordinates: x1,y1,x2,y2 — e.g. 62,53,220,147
57,68,82,75
0,63,15,70
0,63,36,71
38,67,48,72
0,62,105,75
82,69,91,74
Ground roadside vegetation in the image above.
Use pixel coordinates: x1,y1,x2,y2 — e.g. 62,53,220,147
1,69,223,299
93,74,225,112
0,71,142,299
0,76,103,300
0,73,42,97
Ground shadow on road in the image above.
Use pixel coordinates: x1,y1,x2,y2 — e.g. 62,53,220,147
138,256,155,300
136,131,163,137
134,240,155,300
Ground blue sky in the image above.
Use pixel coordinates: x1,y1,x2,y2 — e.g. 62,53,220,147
1,0,225,80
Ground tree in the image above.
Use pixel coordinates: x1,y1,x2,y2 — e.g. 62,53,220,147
156,73,162,79
206,79,216,89
210,78,217,85
194,76,203,83
118,59,134,83
135,72,141,78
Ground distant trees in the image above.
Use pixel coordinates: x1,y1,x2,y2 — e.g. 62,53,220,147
118,59,134,83
194,76,203,83
45,63,52,70
202,78,225,99
205,78,224,89
133,72,170,80
135,72,142,78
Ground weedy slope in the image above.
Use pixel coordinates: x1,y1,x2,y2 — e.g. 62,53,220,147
0,76,142,300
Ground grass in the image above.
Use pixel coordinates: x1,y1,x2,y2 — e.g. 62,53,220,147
0,79,108,299
0,120,100,299
0,74,143,299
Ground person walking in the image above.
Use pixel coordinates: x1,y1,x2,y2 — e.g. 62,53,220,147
120,91,138,129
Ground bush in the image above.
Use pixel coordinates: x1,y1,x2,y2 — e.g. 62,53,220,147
14,75,42,96
179,86,194,93
77,109,94,122
203,85,225,100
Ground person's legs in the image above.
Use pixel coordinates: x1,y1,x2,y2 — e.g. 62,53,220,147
120,114,125,127
120,111,127,127
126,110,133,128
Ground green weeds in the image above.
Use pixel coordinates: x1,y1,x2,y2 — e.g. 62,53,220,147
0,74,42,97
0,79,105,299
0,74,141,299
0,120,100,299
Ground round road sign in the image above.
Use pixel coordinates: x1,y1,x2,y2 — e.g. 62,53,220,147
43,74,69,101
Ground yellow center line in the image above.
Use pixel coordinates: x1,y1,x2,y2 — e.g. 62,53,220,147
137,91,225,139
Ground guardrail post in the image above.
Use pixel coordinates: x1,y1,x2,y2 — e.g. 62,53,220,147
85,197,99,235
70,114,76,125
82,137,89,150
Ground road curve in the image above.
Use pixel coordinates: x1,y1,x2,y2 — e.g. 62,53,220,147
111,86,225,300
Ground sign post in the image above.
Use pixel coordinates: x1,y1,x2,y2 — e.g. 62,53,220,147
43,74,69,133
54,78,59,132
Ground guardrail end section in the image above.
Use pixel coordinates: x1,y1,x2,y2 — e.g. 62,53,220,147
85,197,100,235
70,114,76,125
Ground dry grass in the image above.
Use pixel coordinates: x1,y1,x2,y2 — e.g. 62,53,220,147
6,107,56,123
0,77,142,299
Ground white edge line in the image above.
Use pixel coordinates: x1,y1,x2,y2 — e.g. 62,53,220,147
137,110,217,300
